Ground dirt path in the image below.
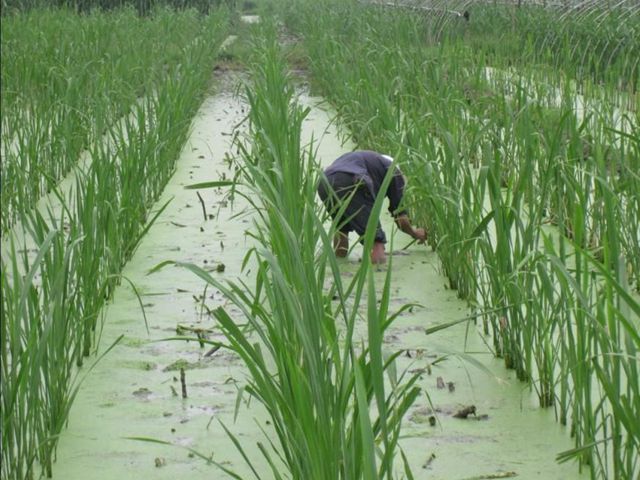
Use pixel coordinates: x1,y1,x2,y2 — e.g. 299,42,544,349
53,71,585,479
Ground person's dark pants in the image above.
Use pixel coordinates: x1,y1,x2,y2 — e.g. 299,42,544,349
317,172,386,244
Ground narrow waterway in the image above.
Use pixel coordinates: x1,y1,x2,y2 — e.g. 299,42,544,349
53,77,585,479
301,93,586,480
53,75,268,479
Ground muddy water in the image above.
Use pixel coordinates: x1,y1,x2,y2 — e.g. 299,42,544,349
53,84,584,479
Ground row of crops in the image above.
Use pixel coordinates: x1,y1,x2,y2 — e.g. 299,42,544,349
1,8,232,479
167,22,422,477
1,0,235,15
276,1,638,479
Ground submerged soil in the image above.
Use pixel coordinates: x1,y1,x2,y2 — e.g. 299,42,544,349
53,69,585,480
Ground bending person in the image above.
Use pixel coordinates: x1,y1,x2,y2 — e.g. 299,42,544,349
317,150,426,264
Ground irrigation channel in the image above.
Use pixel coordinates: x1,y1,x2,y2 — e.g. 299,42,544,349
48,52,585,480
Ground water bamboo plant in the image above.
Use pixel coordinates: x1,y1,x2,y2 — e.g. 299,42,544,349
165,19,422,478
1,8,231,479
280,1,639,478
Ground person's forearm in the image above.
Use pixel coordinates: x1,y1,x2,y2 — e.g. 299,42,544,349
395,215,427,243
396,216,418,238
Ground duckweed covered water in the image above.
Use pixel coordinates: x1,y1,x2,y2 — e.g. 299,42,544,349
53,84,585,480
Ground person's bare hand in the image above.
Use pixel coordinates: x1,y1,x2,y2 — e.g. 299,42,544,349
414,228,427,244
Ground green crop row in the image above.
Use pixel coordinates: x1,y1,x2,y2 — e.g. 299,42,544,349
1,0,234,15
465,3,639,93
280,1,639,478
171,17,422,479
0,7,216,233
1,8,231,479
